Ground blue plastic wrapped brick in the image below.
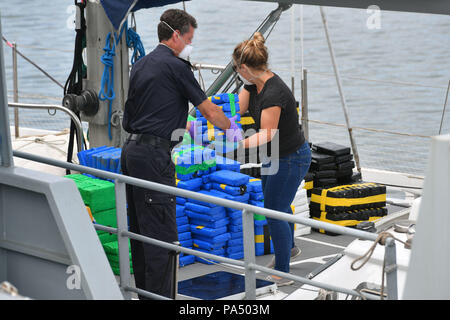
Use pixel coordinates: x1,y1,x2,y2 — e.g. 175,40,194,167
187,190,224,208
185,202,225,215
211,183,246,196
209,170,249,187
249,199,264,207
193,238,227,251
178,231,191,241
228,238,243,247
176,205,185,217
193,232,231,244
227,251,244,260
227,209,242,220
230,216,242,226
215,156,241,172
250,192,264,201
226,245,243,254
228,224,243,232
180,239,193,249
172,145,216,176
176,197,187,205
208,189,249,203
190,225,228,237
186,210,227,222
176,216,188,226
176,171,195,181
230,231,243,239
195,248,226,265
178,224,190,233
202,183,212,190
189,217,229,229
77,146,122,177
180,255,195,267
176,178,203,191
209,93,239,104
218,102,240,113
255,225,274,256
247,177,263,193
78,146,112,167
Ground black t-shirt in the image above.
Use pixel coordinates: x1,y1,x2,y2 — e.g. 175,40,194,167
244,73,305,158
123,44,207,141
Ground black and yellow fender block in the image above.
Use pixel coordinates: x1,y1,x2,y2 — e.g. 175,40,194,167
310,182,386,214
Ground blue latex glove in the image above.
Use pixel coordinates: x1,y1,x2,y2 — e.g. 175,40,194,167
188,120,205,145
226,115,243,142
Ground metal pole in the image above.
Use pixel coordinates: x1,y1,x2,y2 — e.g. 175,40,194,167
319,7,361,174
0,17,14,168
12,42,19,138
438,80,450,135
203,3,291,99
384,237,398,300
170,241,181,300
114,179,132,300
8,102,84,153
301,69,309,141
290,6,295,93
242,209,256,300
300,5,304,80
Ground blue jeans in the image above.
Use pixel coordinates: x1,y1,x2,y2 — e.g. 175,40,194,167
261,141,311,273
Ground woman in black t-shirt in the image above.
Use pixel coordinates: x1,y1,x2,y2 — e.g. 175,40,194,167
233,32,311,286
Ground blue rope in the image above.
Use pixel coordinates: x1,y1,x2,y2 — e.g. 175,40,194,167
99,32,116,140
126,27,145,65
99,22,145,140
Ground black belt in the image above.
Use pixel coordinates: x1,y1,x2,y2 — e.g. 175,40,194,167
128,133,172,151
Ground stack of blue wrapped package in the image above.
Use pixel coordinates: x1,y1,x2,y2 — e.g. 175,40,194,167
77,145,122,180
194,93,243,147
176,203,195,267
186,196,230,265
173,144,217,267
247,177,275,256
208,170,250,260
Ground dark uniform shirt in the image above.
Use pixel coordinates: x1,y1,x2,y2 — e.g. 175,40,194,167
244,73,305,158
123,44,206,141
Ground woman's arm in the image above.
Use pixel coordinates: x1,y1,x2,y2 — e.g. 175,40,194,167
238,88,250,115
241,106,281,148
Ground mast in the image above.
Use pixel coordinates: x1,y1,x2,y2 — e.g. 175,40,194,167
82,1,130,148
0,14,13,168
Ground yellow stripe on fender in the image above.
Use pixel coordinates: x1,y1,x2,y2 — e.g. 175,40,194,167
303,180,313,190
254,235,264,243
311,193,386,209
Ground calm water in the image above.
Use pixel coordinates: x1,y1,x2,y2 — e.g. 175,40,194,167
1,1,449,174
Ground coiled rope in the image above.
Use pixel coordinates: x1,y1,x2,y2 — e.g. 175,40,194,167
99,32,116,140
126,27,145,66
99,22,145,140
350,231,408,299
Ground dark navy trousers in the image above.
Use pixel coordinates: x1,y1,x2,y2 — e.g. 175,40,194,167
121,139,178,299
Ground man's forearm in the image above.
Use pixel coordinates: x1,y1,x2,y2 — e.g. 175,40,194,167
197,99,231,131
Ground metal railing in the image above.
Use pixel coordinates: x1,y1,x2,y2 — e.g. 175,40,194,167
13,149,399,301
8,102,84,153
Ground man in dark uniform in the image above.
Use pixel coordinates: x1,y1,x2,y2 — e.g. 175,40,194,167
121,9,241,299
